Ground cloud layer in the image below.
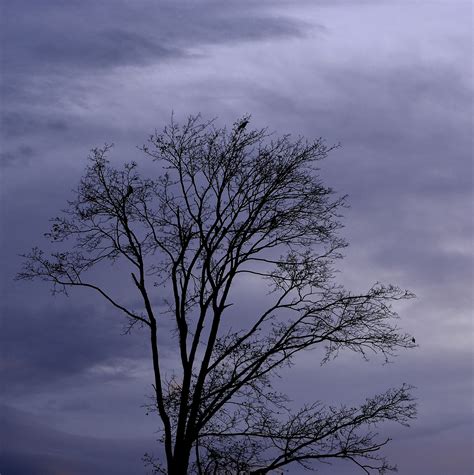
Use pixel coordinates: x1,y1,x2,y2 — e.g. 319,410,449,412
1,0,472,474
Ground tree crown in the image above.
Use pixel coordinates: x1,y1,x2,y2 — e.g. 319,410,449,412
19,115,416,474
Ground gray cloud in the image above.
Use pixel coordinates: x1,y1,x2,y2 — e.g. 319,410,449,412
240,53,472,288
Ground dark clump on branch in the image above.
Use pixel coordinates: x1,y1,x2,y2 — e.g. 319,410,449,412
18,115,416,475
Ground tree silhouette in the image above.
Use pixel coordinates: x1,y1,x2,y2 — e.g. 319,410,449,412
19,115,416,474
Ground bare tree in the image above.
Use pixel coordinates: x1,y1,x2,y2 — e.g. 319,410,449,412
18,115,416,474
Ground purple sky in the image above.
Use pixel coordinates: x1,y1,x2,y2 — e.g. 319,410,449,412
1,1,472,474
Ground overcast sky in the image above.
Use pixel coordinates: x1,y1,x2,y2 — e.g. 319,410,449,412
1,1,472,474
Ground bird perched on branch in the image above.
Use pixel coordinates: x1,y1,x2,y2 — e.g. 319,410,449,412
237,119,249,131
125,185,133,197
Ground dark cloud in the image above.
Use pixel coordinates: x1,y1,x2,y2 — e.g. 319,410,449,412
0,405,156,475
4,24,183,75
0,302,149,395
1,112,69,138
0,145,35,168
0,0,310,183
1,0,307,77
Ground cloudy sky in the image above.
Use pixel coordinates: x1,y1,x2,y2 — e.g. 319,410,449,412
1,0,472,474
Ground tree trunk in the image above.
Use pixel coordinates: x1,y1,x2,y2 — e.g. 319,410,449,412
169,440,192,475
